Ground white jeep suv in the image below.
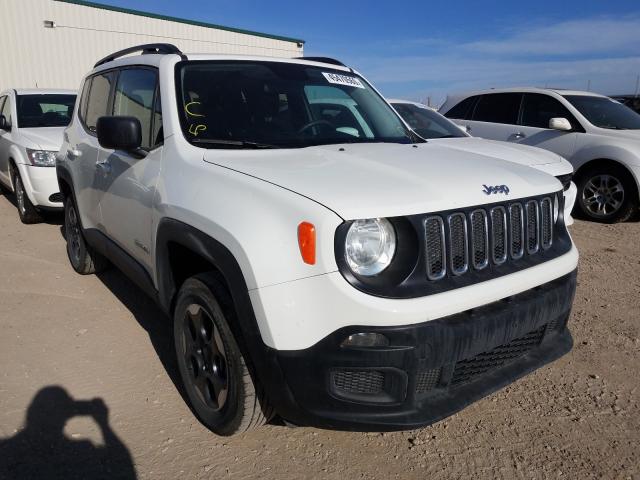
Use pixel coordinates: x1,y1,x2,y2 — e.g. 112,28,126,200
440,88,640,223
57,44,579,436
389,99,577,225
0,89,76,223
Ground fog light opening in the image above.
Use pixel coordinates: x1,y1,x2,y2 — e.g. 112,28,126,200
341,332,389,348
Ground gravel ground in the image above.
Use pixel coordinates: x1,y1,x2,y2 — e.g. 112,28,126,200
0,192,638,480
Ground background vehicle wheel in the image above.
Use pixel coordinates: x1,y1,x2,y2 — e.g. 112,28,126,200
174,274,273,436
64,197,108,274
12,167,43,224
576,164,638,223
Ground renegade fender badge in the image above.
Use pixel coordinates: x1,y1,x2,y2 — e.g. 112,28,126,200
482,184,510,195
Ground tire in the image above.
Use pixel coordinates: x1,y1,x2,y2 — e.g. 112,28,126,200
12,167,43,224
173,274,273,436
64,196,108,274
576,164,638,223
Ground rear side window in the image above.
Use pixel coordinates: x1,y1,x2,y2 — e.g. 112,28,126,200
85,72,115,132
472,93,522,125
521,93,577,129
444,96,477,120
112,68,158,149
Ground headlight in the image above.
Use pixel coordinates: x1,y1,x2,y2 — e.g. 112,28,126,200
345,218,396,276
554,193,560,223
26,149,57,167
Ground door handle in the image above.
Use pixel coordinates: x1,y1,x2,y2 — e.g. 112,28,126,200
96,159,111,174
67,148,82,159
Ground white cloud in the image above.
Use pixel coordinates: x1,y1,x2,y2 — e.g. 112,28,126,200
345,15,640,102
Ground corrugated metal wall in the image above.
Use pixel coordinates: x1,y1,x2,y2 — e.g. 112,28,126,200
0,0,304,91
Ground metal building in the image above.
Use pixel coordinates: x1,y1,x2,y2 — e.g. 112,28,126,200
0,0,305,91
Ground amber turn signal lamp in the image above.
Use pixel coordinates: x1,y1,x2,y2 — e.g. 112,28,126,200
297,222,316,265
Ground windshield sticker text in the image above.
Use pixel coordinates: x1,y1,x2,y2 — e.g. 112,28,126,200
322,72,365,89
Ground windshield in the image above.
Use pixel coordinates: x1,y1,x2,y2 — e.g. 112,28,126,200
563,95,640,130
176,61,417,148
16,94,76,128
391,102,465,139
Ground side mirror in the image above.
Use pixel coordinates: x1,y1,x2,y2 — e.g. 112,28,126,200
549,117,572,131
96,116,143,154
0,115,11,131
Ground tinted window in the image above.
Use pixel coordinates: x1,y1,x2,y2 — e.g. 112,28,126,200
85,72,115,132
113,68,158,149
564,95,640,130
392,103,464,139
151,86,163,147
176,61,414,148
16,94,76,128
521,93,577,129
444,96,477,120
472,93,522,124
78,78,92,124
1,96,12,124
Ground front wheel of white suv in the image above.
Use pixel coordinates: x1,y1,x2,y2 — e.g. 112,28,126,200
12,167,43,224
576,164,638,223
173,274,274,436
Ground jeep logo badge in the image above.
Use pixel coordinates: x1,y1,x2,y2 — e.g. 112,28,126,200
482,184,510,195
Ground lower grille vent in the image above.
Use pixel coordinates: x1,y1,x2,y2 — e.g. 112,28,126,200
333,370,384,394
450,326,546,386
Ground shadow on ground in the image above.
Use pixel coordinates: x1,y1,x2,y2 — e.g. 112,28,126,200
95,269,189,405
0,386,136,480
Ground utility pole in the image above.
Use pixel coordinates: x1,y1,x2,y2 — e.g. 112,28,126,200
634,74,639,98
586,79,591,92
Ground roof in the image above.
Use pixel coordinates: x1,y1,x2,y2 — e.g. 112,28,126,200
6,88,77,95
91,53,351,74
53,0,305,45
387,99,437,110
448,86,608,98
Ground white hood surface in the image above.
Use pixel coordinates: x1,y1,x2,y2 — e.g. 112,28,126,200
18,127,66,151
204,142,562,220
429,137,564,166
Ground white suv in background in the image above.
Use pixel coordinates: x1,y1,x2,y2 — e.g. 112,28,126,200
440,88,640,223
0,89,76,223
58,44,578,436
389,99,577,225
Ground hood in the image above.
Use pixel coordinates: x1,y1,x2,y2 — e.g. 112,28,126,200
204,143,561,219
429,137,563,166
590,128,640,142
18,127,66,151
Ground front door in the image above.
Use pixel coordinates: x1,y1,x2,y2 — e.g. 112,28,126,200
98,67,162,272
514,93,579,160
0,95,15,186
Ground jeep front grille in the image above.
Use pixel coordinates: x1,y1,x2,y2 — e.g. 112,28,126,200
423,196,555,281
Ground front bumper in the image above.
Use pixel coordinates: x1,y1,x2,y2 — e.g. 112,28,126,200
564,182,577,225
16,163,63,209
261,270,576,430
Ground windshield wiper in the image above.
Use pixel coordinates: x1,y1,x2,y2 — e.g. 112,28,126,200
191,138,278,149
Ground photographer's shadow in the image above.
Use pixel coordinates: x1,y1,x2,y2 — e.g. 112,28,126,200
0,386,136,480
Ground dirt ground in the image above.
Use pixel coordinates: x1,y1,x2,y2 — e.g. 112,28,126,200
0,192,638,480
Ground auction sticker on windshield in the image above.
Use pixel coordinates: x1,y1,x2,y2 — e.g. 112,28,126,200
322,72,365,89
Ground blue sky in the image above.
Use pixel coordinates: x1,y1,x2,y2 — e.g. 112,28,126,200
100,0,640,105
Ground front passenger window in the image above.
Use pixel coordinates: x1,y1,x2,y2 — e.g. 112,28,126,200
113,68,158,149
521,93,576,129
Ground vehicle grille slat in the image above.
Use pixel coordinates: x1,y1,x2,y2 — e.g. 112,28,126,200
424,216,446,280
423,195,557,282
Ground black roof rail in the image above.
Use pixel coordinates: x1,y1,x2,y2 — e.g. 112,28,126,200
295,56,346,67
94,43,185,68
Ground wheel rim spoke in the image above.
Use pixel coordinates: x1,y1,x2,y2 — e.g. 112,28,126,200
582,174,625,216
182,303,229,412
